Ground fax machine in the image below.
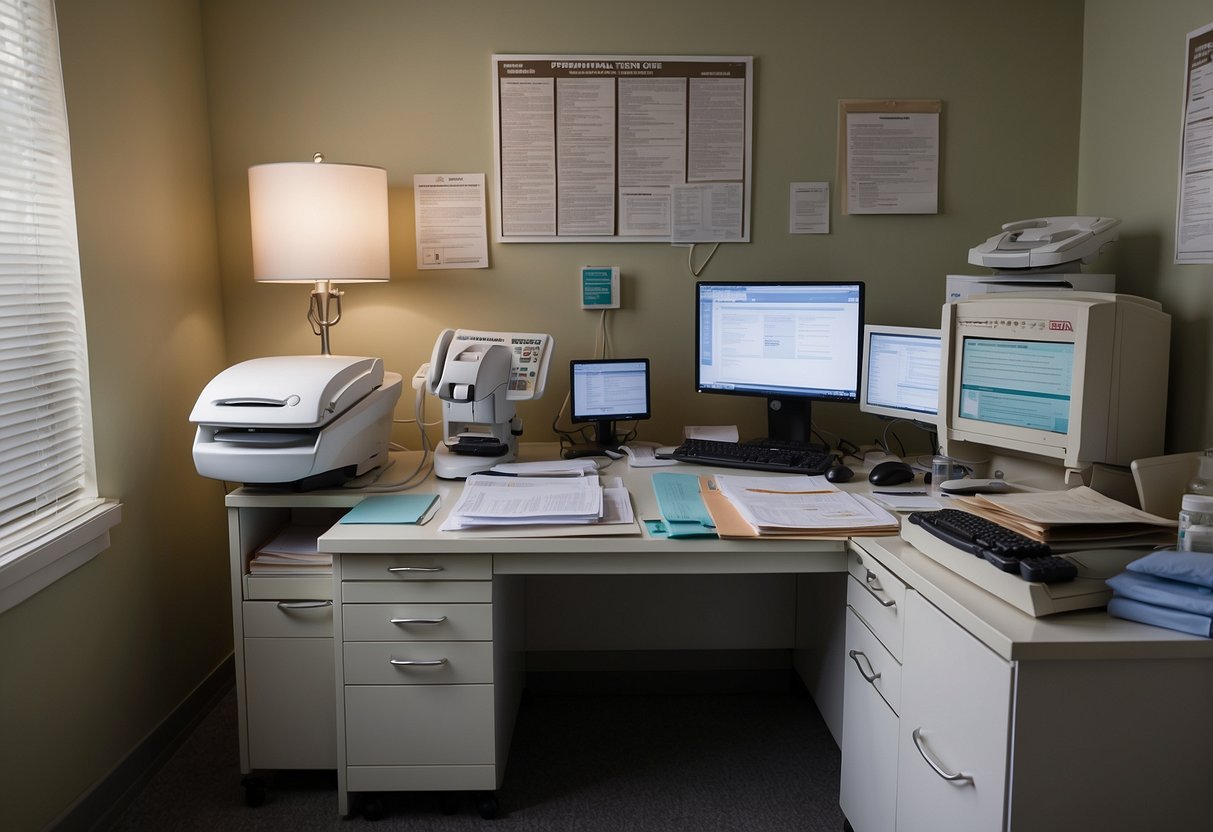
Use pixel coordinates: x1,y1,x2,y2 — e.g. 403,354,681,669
190,355,401,489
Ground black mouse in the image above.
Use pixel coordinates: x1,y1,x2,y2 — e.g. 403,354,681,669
825,465,854,483
868,460,915,486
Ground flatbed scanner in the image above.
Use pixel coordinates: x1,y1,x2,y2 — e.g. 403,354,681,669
190,355,401,489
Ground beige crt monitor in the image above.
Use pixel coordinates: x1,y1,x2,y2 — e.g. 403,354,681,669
939,292,1170,484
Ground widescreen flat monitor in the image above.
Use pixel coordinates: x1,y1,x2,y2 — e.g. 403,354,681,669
695,281,864,443
568,358,650,454
860,324,942,425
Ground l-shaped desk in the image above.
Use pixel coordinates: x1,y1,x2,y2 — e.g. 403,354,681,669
224,445,1213,830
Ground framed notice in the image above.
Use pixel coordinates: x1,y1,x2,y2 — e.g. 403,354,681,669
838,99,942,215
492,54,753,243
1175,22,1213,264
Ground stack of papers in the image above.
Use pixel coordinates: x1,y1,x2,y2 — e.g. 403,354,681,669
249,525,332,574
950,486,1177,549
440,474,636,534
704,474,900,539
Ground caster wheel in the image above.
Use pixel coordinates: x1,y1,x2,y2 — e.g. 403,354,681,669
361,795,386,821
240,775,266,808
476,792,498,820
438,793,459,815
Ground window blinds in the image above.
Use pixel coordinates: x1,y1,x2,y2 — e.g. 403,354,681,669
0,0,100,558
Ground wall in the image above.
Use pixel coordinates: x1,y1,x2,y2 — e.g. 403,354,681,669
0,1,230,830
200,0,1087,457
1079,1,1213,452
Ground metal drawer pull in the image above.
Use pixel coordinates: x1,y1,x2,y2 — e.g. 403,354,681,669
911,728,973,784
389,657,448,667
860,569,896,607
389,616,448,625
387,565,443,574
847,650,881,684
276,600,332,610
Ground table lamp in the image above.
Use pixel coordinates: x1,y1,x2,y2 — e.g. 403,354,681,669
248,154,390,355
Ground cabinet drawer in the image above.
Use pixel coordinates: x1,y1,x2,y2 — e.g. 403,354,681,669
840,610,899,832
848,548,907,659
343,603,492,641
344,684,495,766
242,600,334,638
342,580,491,604
845,607,902,714
341,554,491,581
243,637,337,769
344,641,493,685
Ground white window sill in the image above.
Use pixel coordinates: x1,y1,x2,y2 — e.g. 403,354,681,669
0,501,122,615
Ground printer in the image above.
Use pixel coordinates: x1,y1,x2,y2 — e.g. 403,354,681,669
948,216,1119,302
190,355,401,489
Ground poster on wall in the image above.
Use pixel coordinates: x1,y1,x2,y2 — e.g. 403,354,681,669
838,99,941,215
1175,22,1213,265
413,173,489,269
492,54,753,243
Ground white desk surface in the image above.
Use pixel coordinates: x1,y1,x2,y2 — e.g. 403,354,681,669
226,443,1213,661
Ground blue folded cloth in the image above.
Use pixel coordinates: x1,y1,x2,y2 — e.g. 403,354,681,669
1125,549,1213,589
1106,571,1213,617
1107,596,1213,637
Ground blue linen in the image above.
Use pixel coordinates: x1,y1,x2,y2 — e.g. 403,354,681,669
1106,571,1213,617
1107,596,1213,638
1125,549,1213,589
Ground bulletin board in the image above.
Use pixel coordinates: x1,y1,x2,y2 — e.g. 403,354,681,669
492,54,753,243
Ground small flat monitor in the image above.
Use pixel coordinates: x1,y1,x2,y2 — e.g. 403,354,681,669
567,358,651,455
695,281,864,443
860,324,942,425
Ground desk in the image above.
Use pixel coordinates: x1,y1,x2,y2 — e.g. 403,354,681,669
223,446,1213,829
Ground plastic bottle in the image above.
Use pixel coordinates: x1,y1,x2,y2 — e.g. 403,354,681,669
1178,494,1213,553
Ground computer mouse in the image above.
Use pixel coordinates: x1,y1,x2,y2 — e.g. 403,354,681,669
868,460,915,486
825,465,854,483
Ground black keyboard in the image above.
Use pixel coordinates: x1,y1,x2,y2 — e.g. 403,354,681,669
907,509,1075,582
670,438,833,475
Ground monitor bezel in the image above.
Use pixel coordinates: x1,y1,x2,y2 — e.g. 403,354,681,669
859,323,943,424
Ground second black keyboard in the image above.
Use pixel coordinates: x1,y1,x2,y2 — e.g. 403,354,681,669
670,438,833,475
907,508,1052,566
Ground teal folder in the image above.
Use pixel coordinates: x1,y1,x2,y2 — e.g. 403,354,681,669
651,473,717,538
340,494,440,525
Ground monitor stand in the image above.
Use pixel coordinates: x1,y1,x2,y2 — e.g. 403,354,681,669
563,419,619,458
765,397,813,444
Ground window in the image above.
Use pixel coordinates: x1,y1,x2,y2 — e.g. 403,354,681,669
0,0,119,613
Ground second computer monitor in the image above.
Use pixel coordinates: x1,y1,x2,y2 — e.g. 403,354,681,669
569,358,651,451
695,281,865,442
860,324,943,425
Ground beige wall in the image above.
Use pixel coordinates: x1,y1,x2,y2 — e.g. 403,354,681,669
201,0,1086,455
0,2,229,830
1078,0,1213,451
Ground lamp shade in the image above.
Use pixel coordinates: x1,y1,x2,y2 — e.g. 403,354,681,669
248,161,390,283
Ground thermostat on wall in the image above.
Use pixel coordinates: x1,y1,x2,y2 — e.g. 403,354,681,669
580,266,620,309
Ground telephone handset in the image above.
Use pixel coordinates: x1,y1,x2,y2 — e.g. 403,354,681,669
426,328,554,401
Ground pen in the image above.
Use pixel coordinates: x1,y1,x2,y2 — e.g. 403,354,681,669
873,490,927,496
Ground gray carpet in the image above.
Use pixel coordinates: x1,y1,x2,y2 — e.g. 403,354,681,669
106,687,845,831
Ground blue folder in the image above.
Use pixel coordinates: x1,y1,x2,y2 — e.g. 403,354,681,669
650,472,716,538
340,493,439,525
1107,596,1213,638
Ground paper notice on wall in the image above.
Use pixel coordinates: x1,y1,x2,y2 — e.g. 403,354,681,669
1175,22,1213,264
789,182,830,234
413,173,489,270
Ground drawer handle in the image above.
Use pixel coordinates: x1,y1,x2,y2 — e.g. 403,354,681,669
387,565,444,574
847,650,881,684
389,616,448,626
911,728,973,785
389,657,448,668
860,569,896,607
275,600,332,610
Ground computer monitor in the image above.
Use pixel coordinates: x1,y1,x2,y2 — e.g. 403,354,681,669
695,281,865,443
940,292,1170,475
567,358,651,455
860,324,942,425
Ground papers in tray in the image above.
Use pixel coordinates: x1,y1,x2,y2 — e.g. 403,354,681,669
440,473,637,534
249,524,332,574
703,474,900,538
949,485,1177,549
